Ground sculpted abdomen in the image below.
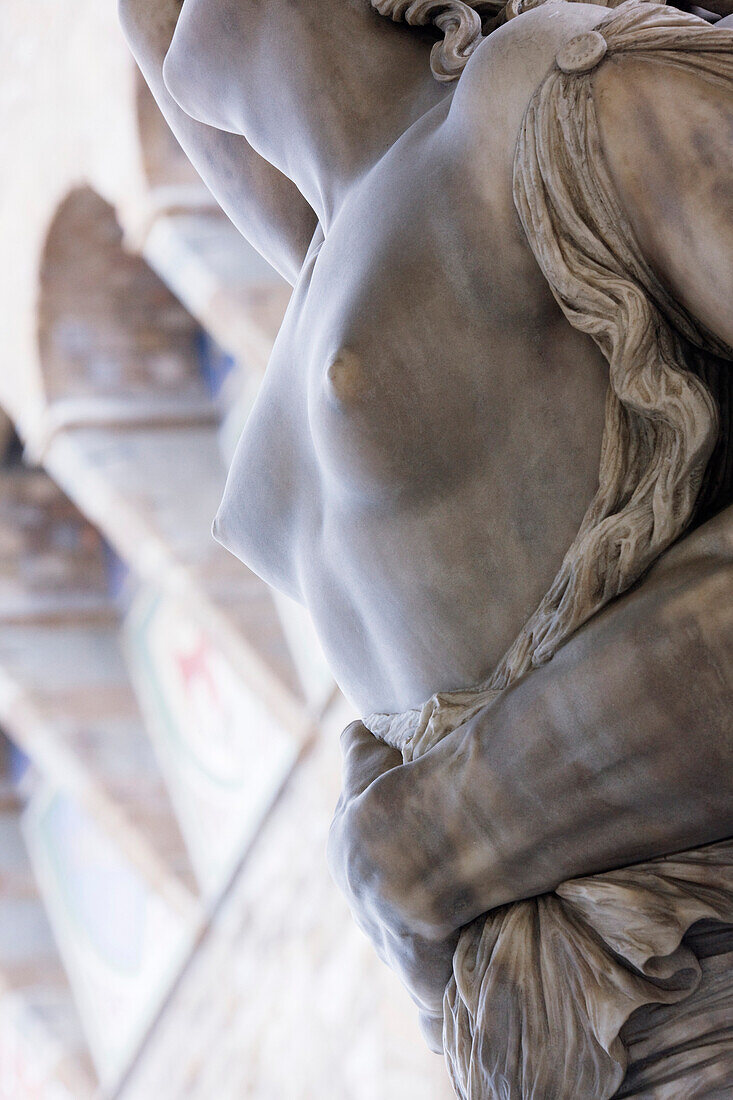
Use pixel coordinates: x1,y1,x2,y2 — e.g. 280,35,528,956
217,87,612,711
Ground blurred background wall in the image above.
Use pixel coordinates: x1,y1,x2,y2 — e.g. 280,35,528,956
0,3,453,1097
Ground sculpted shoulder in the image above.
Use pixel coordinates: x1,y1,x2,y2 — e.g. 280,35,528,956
592,45,733,347
446,2,610,150
443,1,733,350
440,1,612,255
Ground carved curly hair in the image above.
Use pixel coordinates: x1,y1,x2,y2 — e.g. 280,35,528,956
371,0,726,82
370,1,493,81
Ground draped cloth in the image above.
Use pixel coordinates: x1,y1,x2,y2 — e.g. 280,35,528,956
365,5,733,1097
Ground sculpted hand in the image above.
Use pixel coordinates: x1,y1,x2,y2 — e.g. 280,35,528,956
328,508,733,1054
327,722,459,1053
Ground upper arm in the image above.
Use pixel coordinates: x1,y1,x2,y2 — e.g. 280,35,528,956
161,0,447,223
118,0,317,284
594,55,733,349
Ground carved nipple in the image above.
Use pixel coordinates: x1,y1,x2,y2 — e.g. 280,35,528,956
325,349,366,404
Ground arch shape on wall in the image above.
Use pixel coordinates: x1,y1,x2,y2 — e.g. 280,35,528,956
34,185,215,452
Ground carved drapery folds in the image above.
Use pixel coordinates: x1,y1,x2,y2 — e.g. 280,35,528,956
368,5,733,1097
508,1,733,687
444,845,733,1099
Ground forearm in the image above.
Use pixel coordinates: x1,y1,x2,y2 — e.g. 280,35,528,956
161,0,445,220
364,507,733,937
118,0,316,283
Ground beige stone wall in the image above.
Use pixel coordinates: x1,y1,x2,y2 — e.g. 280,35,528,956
0,0,146,437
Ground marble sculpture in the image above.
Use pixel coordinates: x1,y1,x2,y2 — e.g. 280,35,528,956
120,0,733,1094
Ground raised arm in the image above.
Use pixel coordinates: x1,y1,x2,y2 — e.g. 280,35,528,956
161,0,448,224
118,0,317,284
594,50,733,348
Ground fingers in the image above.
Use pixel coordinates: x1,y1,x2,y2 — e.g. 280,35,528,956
330,721,458,1044
339,721,402,802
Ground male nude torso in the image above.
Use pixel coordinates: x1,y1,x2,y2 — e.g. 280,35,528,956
121,4,733,1090
201,3,620,714
129,0,733,716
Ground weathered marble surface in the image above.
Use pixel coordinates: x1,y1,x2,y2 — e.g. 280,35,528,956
121,0,733,1096
332,500,733,1095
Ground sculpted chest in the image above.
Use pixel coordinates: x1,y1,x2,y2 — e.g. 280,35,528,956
244,114,608,506
214,103,610,710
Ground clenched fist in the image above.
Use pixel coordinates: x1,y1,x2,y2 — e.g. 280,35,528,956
328,505,733,1052
327,720,458,1051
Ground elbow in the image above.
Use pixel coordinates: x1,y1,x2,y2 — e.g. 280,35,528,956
117,0,138,40
119,0,178,65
